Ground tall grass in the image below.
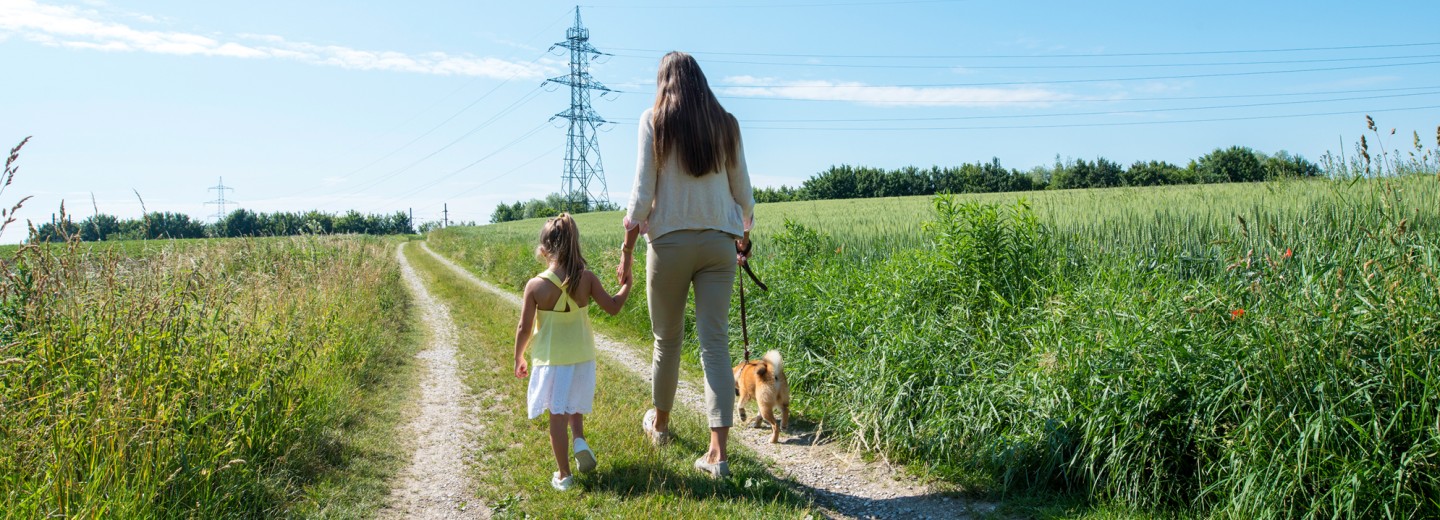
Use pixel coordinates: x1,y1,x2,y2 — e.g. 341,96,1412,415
428,123,1439,517
0,235,411,517
754,179,1439,516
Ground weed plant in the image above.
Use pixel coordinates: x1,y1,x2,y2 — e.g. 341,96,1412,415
0,235,411,517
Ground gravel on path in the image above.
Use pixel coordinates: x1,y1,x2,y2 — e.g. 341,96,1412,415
380,243,489,520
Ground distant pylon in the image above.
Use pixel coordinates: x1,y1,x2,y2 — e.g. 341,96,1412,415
205,177,233,221
544,6,613,212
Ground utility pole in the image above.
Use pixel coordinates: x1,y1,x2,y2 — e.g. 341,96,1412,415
442,203,449,228
409,207,413,233
544,6,613,212
205,177,233,221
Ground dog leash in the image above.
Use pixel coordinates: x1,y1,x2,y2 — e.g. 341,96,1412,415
737,239,767,362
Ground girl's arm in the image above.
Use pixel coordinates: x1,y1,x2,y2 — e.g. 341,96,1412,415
584,270,629,316
513,279,540,378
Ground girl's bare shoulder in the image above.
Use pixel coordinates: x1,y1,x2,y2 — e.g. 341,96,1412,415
522,276,548,292
578,268,599,290
524,276,561,304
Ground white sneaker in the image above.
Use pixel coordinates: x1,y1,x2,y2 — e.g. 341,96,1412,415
573,438,597,473
693,456,731,478
551,471,575,491
641,409,674,446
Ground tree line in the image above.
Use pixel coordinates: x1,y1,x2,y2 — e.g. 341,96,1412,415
490,193,620,224
754,146,1322,203
31,208,414,243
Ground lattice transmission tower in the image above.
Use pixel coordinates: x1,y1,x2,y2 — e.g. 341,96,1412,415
544,6,614,212
205,177,233,221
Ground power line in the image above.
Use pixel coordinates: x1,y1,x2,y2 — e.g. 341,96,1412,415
584,0,973,8
619,83,1440,104
359,87,546,187
447,143,564,200
363,9,572,142
674,90,1440,123
733,104,1440,131
607,41,1440,60
607,51,1440,70
364,121,552,212
326,61,547,186
612,59,1440,89
614,84,1440,104
282,7,574,210
310,85,547,210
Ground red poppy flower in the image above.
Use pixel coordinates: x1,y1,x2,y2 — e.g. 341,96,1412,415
1230,309,1246,319
1281,248,1293,260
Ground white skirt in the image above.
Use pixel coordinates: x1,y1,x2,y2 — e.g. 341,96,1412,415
527,360,596,419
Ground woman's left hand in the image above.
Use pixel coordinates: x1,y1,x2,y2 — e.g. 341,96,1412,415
617,250,633,284
735,236,751,265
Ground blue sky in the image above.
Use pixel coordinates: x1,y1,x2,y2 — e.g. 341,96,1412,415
3,0,1438,241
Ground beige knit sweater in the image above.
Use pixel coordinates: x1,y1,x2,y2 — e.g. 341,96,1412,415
624,107,755,241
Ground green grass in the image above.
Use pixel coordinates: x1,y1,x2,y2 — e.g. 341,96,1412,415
0,235,303,258
0,235,422,518
292,252,427,519
402,243,822,519
425,169,1440,519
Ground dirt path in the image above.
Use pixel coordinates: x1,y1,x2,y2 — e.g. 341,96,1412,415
418,242,993,520
379,244,487,519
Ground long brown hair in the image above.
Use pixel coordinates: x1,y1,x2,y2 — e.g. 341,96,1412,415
536,213,587,300
652,51,740,177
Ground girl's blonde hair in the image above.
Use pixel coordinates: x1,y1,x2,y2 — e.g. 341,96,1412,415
652,51,740,178
536,213,587,299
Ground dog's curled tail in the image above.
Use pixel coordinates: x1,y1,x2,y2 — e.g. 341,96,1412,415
763,350,783,375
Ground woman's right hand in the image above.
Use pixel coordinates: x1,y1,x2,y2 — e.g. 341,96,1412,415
514,358,528,379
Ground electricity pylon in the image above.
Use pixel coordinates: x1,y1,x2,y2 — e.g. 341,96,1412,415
206,177,233,221
544,6,613,212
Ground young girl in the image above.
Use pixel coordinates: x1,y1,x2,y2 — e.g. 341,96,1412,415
514,213,630,491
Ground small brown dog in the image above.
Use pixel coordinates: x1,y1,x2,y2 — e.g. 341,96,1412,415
733,350,791,443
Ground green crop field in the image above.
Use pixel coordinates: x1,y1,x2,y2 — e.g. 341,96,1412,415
429,172,1440,518
0,235,421,518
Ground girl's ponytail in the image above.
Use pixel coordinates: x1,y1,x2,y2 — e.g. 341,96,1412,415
537,213,588,300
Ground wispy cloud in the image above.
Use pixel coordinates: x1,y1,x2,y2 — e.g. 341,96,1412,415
719,76,1073,107
0,0,550,78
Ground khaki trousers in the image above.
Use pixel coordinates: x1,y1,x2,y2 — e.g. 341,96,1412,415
646,229,736,428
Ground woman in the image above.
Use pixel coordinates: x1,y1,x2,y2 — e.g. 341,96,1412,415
618,51,754,478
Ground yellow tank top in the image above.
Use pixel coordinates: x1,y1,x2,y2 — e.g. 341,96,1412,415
527,270,596,366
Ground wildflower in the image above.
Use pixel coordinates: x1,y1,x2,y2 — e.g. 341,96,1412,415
1230,308,1246,320
1281,248,1293,260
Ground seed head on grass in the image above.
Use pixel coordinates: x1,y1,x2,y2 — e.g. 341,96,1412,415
1360,135,1371,173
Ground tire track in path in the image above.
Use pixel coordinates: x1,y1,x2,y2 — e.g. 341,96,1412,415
418,242,994,520
380,243,488,519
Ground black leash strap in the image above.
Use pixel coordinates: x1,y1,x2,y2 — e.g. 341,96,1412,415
737,240,766,362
